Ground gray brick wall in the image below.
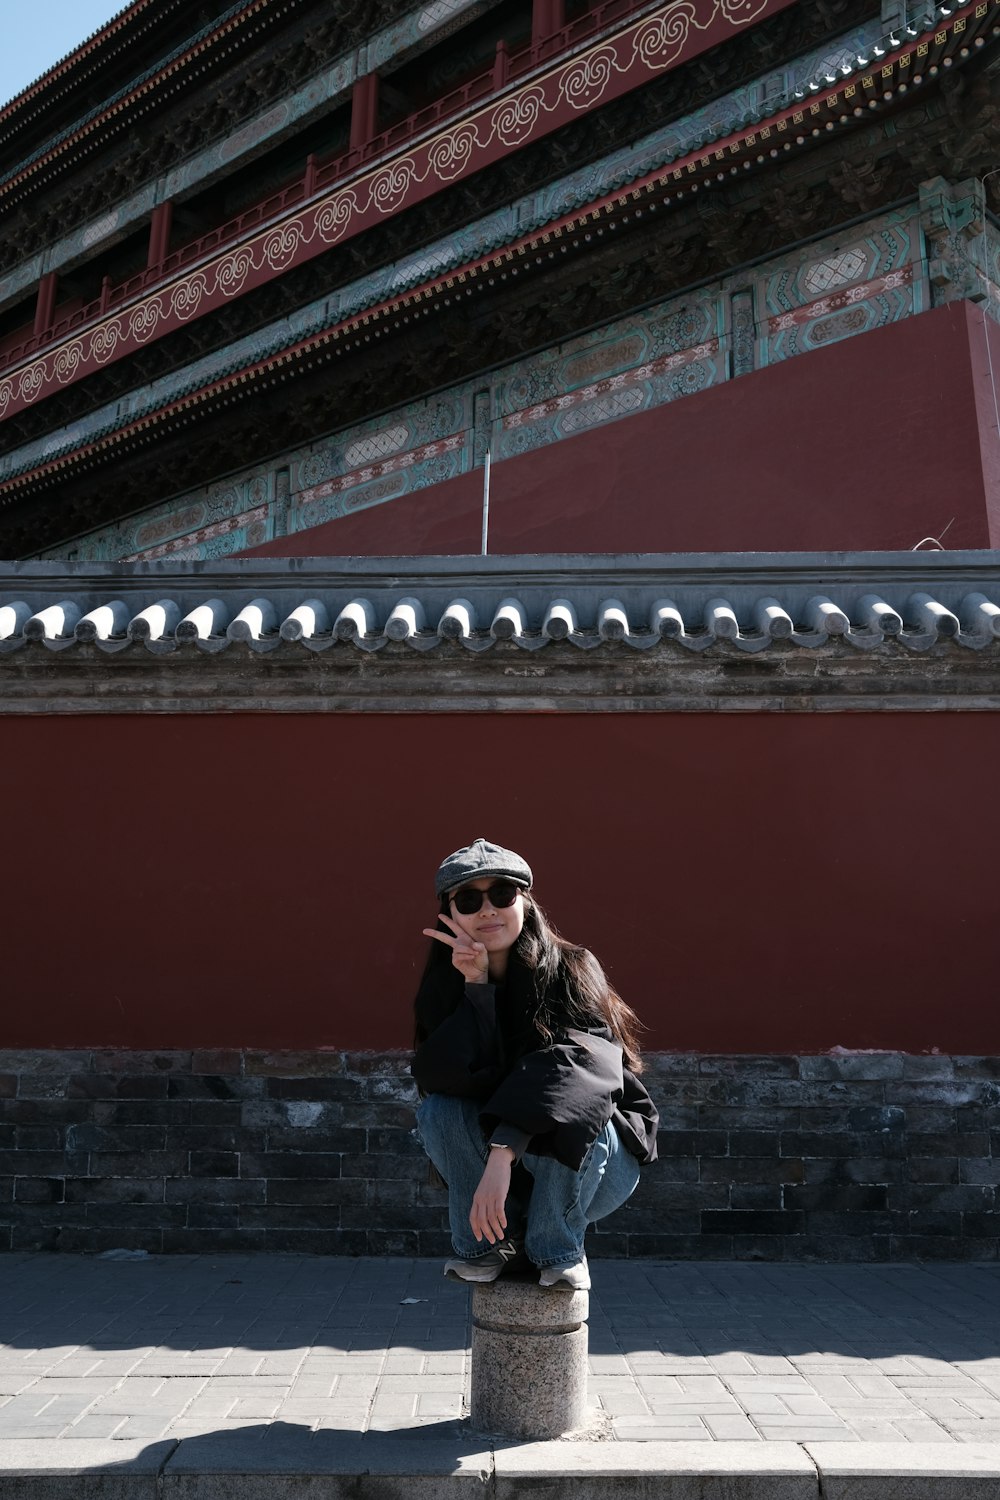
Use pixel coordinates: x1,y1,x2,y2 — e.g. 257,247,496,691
0,1049,997,1259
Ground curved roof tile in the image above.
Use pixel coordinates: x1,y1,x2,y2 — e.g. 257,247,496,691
2,553,998,658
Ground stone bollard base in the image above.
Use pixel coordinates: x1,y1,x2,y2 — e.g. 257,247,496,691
470,1278,589,1440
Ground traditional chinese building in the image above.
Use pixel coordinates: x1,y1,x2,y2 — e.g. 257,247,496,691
0,0,997,559
1,1,999,1259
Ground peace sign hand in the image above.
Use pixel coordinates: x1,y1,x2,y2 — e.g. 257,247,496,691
422,911,489,985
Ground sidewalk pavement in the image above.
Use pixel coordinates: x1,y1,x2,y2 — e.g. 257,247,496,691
1,1251,1000,1497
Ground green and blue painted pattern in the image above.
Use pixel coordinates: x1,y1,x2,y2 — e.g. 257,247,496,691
37,201,931,562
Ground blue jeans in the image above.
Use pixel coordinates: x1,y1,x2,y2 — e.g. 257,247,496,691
415,1092,640,1269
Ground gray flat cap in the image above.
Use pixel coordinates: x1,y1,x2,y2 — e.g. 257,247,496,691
434,838,533,897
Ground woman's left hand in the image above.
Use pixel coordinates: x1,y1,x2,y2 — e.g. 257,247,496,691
470,1148,513,1243
421,912,489,985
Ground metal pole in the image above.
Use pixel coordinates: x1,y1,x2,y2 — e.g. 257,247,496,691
978,169,1000,459
481,449,491,556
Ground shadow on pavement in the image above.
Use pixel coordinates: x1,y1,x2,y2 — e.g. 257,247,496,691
1,1253,999,1366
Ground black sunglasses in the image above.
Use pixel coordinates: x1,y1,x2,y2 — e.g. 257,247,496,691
449,880,522,915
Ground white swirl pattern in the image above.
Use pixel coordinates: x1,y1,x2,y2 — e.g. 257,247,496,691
262,221,306,269
491,87,544,146
370,159,416,213
53,344,83,384
217,249,255,294
720,0,769,20
129,300,161,344
560,49,616,110
19,363,45,401
91,320,124,362
635,6,698,69
1,0,782,422
427,124,479,180
171,274,209,321
315,190,358,243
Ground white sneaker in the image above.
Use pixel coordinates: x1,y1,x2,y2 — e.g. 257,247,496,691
443,1239,520,1283
538,1256,589,1291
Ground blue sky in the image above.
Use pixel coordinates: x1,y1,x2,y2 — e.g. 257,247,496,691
0,2,129,109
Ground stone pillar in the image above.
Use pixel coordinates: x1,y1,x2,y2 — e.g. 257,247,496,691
469,1280,589,1439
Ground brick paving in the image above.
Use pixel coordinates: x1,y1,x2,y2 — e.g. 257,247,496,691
0,1254,999,1445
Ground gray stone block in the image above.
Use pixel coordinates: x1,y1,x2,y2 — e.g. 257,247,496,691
3,1048,1000,1258
0,1052,95,1075
0,1439,176,1498
805,1441,1000,1499
493,1440,819,1499
266,1078,365,1101
161,1429,492,1498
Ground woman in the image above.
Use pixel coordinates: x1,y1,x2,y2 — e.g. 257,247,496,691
412,837,658,1290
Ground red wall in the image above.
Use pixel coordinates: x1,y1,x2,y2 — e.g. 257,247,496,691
4,712,998,1053
245,303,995,558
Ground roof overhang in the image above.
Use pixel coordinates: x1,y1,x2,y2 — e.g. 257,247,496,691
1,550,998,713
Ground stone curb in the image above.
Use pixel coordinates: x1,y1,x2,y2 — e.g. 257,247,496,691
801,1441,1000,1499
2,1438,999,1499
492,1439,816,1498
0,1439,176,1498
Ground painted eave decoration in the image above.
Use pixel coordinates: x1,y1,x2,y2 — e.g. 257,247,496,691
1,0,994,447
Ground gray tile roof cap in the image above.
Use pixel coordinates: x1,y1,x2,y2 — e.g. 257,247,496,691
1,553,998,656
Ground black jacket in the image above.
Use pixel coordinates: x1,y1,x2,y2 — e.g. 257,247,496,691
412,968,658,1172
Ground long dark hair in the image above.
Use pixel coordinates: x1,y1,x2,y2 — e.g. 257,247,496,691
413,892,644,1073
